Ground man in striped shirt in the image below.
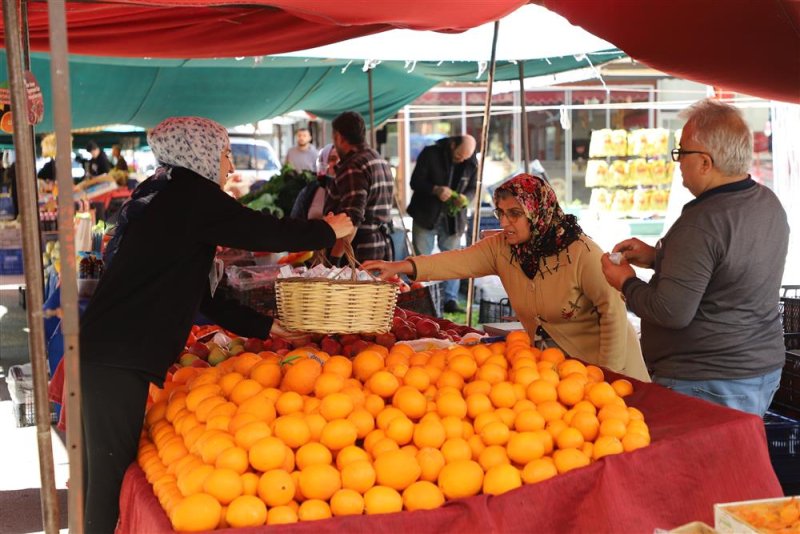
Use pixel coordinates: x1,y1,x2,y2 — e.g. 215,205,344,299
325,111,395,263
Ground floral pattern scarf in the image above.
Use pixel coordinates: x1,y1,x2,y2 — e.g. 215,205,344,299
493,173,583,279
104,117,229,271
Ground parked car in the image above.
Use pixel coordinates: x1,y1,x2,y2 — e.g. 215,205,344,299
225,137,281,197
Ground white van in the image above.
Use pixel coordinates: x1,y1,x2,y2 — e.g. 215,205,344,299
225,137,281,197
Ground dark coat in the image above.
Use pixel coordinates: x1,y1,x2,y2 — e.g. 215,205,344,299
406,137,477,235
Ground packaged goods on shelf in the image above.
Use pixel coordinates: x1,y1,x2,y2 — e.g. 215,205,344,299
585,160,609,188
609,160,629,187
627,128,669,157
629,158,653,186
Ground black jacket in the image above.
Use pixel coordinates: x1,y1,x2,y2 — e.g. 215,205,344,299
79,167,336,382
406,137,477,234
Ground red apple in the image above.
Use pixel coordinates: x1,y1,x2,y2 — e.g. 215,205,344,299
395,324,417,341
410,281,424,290
391,317,408,331
340,334,362,346
435,330,450,340
320,336,343,356
360,333,375,341
351,339,372,355
271,337,292,351
407,315,423,326
394,308,407,320
276,348,290,357
416,319,440,338
191,359,211,368
261,338,274,351
243,337,264,353
179,353,199,367
374,332,396,348
187,341,210,360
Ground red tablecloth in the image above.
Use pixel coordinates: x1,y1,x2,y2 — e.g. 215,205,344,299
117,373,783,534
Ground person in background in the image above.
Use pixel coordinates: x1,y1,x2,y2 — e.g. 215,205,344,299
85,140,111,177
290,143,339,220
406,134,477,313
364,173,649,382
601,98,789,416
111,144,128,172
284,127,318,172
78,116,354,533
37,133,59,183
325,111,394,263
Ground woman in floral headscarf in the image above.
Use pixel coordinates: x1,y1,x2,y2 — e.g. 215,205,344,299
78,117,353,533
364,173,648,382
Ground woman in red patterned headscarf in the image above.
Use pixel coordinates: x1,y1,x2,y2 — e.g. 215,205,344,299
364,173,649,382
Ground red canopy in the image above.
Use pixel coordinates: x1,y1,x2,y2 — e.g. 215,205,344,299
1,0,798,103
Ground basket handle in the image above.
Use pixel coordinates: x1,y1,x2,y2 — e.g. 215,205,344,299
342,241,359,281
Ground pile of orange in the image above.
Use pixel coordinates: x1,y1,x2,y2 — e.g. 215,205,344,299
140,331,650,531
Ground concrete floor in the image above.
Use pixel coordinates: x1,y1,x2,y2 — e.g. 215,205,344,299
0,275,70,533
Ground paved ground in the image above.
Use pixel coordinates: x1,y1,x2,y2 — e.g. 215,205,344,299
0,275,70,533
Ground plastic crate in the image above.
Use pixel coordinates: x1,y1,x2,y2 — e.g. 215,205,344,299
479,297,515,324
763,411,800,496
781,297,800,350
0,247,23,275
396,282,443,317
7,365,58,428
771,350,800,419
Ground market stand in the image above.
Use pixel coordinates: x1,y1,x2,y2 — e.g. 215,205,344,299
116,373,782,533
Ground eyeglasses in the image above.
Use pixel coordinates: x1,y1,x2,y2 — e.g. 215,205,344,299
493,208,526,222
671,148,714,165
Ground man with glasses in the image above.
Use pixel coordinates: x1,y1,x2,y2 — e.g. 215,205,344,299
406,135,478,313
601,98,789,416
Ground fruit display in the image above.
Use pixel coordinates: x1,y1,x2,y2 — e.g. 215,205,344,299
140,328,651,531
721,497,800,533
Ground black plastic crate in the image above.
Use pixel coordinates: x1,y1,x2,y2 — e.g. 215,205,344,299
12,395,59,428
479,297,515,324
771,350,800,419
781,297,800,350
397,282,443,318
764,411,800,496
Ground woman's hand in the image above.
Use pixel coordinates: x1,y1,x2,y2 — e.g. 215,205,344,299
270,319,310,347
323,212,355,240
612,238,656,269
600,253,636,292
361,259,414,281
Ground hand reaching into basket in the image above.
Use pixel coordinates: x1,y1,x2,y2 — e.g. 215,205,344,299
323,212,355,239
270,318,311,347
360,259,415,281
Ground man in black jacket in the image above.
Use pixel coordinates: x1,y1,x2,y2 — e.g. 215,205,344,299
406,135,477,313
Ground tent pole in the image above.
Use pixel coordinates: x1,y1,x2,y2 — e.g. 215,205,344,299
45,0,84,532
518,61,530,173
368,68,377,148
3,1,60,533
465,20,500,328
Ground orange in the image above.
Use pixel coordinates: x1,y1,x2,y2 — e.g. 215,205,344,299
341,459,377,494
521,458,558,484
480,421,510,446
506,330,531,345
532,429,554,455
557,359,588,379
403,480,445,511
573,400,598,415
319,392,355,421
540,347,566,365
305,413,327,441
281,358,322,395
202,468,243,505
587,382,618,408
473,412,501,434
483,464,522,496
440,438,472,463
466,393,494,419
437,460,484,499
555,427,585,450
313,373,345,398
556,378,585,407
478,445,510,471
376,406,404,430
511,366,540,387
586,365,605,383
186,384,222,412
536,400,567,423
215,446,249,474
371,437,401,458
538,368,561,385
468,434,486,460
469,344,494,365
266,505,298,525
272,415,311,448
546,419,568,441
323,356,353,379
275,391,304,415
610,378,634,397
489,381,517,409
298,499,332,521
241,472,259,496
514,409,546,432
206,401,238,421
199,434,234,465
295,442,333,470
364,394,385,418
364,485,403,515
171,367,200,386
384,351,409,369
402,367,431,392
599,418,627,439
363,428,387,454
320,419,359,451
248,436,286,472
507,431,545,465
487,341,507,355
385,415,415,445
447,354,478,380
423,364,443,384
229,379,264,406
373,449,421,491
235,395,276,424
552,448,590,474
336,445,371,470
225,495,267,528
416,447,446,482
413,420,447,449
330,488,365,516
441,415,465,440
234,421,271,450
622,432,650,452
526,379,557,404
347,408,375,439
435,369,465,390
364,370,398,398
626,419,650,437
299,463,341,500
593,435,624,459
145,400,168,427
341,386,366,409
166,396,188,422
628,406,645,421
570,411,600,442
393,387,428,420
476,363,507,385
177,464,214,497
353,350,385,382
436,393,468,419
169,493,222,532
257,469,296,507
598,404,631,425
282,445,296,472
249,361,282,389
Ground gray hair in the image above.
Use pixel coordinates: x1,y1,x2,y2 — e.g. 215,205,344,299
679,99,753,176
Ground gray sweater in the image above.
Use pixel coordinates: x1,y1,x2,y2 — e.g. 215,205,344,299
623,178,789,380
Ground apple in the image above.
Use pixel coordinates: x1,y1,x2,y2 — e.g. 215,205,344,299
310,333,325,343
187,341,210,360
167,363,181,375
416,319,440,338
395,324,417,341
339,334,362,346
374,332,396,348
407,315,423,326
391,317,408,330
394,308,407,320
351,339,371,355
320,336,343,356
208,347,227,366
179,353,199,367
435,330,450,340
243,337,264,353
276,348,290,357
191,359,211,368
342,344,357,358
360,333,375,342
410,281,424,290
229,345,245,356
271,337,291,351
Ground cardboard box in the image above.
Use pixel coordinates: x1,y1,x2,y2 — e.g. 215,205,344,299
668,521,717,534
715,496,799,533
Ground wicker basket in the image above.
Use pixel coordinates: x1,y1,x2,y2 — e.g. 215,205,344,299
275,244,398,334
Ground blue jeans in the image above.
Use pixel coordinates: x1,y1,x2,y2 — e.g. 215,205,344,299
412,218,462,303
653,368,782,416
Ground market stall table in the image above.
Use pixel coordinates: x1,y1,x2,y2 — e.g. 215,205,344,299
116,369,782,534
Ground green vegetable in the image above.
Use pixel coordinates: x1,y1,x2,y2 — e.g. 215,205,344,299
239,164,315,217
444,191,469,216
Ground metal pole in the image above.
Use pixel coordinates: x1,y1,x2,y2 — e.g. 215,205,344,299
45,0,84,531
368,68,377,148
466,21,500,327
3,1,60,532
518,61,531,174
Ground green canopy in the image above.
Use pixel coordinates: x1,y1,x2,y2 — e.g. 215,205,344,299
1,50,624,133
